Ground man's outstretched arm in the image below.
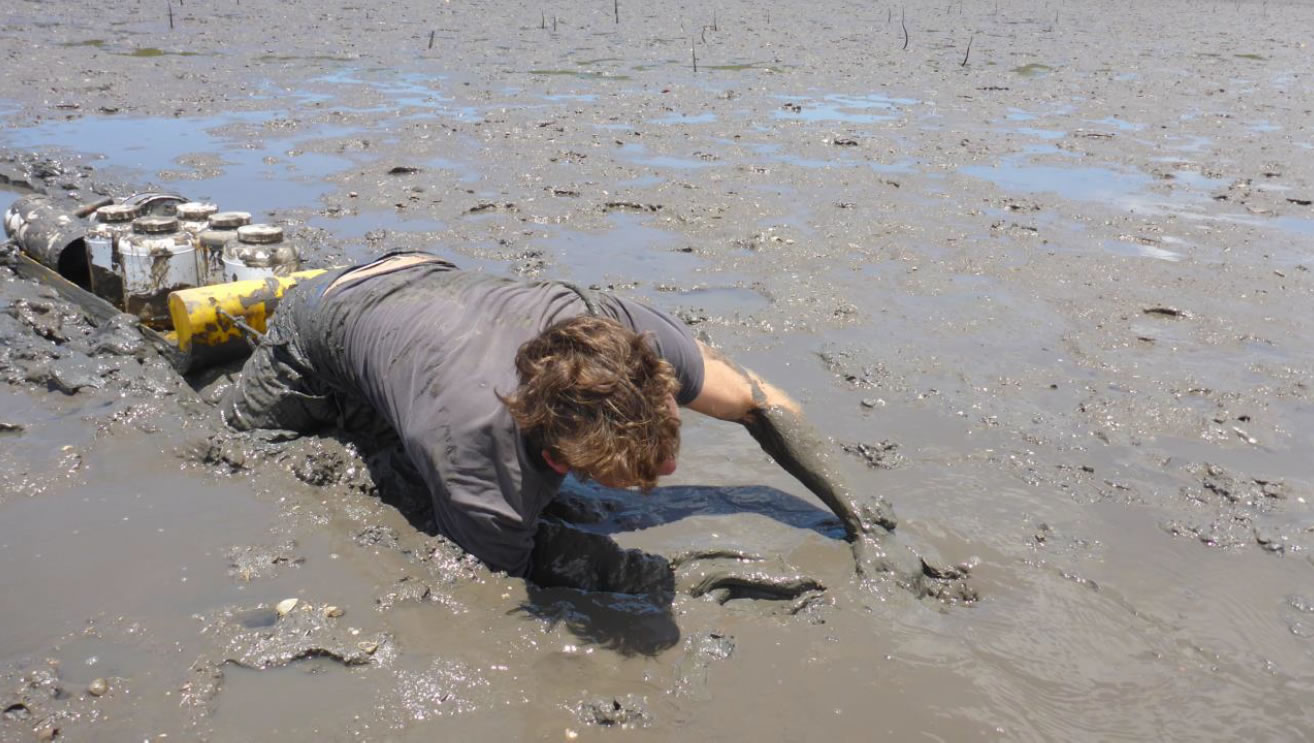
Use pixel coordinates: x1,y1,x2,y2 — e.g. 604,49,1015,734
685,341,896,541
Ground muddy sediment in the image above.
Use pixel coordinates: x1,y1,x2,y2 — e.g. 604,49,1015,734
2,0,1314,739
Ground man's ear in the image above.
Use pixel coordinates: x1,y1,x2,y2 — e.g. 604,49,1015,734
541,449,569,476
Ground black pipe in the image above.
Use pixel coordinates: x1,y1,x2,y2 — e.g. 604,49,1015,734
3,194,90,288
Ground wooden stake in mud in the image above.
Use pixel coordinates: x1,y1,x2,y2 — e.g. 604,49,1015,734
553,14,557,31
961,32,974,66
713,10,718,32
168,1,174,30
614,0,619,24
901,6,908,50
692,40,698,72
541,10,545,29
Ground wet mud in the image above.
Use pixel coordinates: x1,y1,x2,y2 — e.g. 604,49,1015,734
3,0,1314,739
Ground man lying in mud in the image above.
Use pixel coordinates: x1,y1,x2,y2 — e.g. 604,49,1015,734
223,252,908,597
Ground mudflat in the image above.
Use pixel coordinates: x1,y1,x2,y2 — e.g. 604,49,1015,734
1,0,1312,739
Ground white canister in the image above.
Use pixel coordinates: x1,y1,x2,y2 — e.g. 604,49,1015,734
222,224,299,282
119,216,198,328
197,211,252,285
177,201,218,241
87,203,137,304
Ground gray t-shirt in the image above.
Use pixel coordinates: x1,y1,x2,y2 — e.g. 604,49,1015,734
303,265,704,576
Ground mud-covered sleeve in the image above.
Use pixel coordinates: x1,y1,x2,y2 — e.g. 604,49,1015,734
595,294,705,405
435,493,537,578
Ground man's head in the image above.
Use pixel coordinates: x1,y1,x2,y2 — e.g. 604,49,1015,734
500,315,681,490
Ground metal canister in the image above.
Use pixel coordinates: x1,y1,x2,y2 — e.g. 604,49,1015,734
120,192,188,218
197,211,251,285
222,224,299,282
177,202,217,241
86,203,137,304
119,216,198,328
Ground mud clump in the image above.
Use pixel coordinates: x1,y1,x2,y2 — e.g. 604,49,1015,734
225,541,304,582
197,601,391,670
672,632,735,700
375,576,433,611
688,570,825,604
1163,462,1306,554
574,694,651,728
353,524,402,550
0,664,94,743
841,440,904,469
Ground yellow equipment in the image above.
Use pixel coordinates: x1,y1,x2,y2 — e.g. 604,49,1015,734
168,270,326,367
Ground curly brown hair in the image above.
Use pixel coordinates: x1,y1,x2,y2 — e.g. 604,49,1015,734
500,315,681,490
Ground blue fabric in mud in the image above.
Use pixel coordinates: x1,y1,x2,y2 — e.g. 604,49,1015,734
239,261,704,577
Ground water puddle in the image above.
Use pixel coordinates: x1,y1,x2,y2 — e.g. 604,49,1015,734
537,213,703,289
309,211,447,239
5,113,356,213
1012,63,1055,77
617,174,664,188
541,93,597,102
704,62,786,73
1162,134,1213,153
745,142,911,172
773,93,915,124
953,148,1314,240
256,54,358,63
1014,127,1066,140
120,47,200,58
298,69,480,120
212,661,379,737
620,143,718,170
747,143,835,169
960,160,1152,203
1169,170,1229,191
430,156,483,184
1269,216,1314,236
871,159,918,174
1088,116,1143,131
649,112,717,125
527,69,632,81
1103,238,1184,262
669,285,770,316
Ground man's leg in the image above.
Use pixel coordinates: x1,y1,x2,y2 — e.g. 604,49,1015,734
221,285,337,433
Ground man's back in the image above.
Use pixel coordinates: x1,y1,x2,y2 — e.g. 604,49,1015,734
294,264,703,575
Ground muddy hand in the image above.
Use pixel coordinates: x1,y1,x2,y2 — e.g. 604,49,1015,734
851,529,923,583
600,548,675,604
531,520,674,603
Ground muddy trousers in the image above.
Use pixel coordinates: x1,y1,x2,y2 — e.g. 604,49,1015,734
220,269,382,436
